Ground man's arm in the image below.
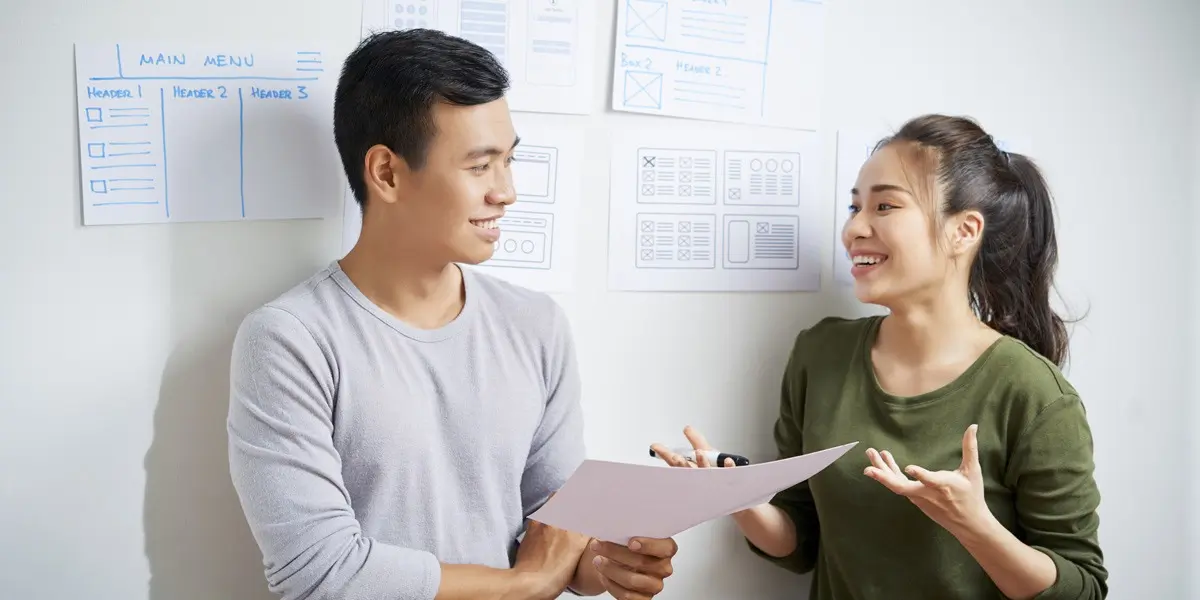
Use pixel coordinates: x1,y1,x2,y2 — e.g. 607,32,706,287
228,307,556,600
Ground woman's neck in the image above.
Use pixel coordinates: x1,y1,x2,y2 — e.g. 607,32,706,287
877,292,997,369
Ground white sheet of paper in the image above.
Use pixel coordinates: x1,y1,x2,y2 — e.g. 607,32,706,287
607,125,823,292
529,442,857,544
610,0,825,130
340,116,583,293
75,43,342,226
832,128,1033,286
361,0,596,115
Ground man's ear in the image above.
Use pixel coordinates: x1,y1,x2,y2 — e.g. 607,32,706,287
363,144,407,205
949,210,984,256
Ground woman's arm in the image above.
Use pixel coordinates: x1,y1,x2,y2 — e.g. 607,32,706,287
739,343,822,573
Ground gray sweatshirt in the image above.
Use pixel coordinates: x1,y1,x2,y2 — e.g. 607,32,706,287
227,261,586,600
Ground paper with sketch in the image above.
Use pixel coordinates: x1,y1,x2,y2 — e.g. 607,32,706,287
606,124,823,292
340,115,583,293
528,442,857,544
74,43,342,226
611,0,825,130
362,0,596,115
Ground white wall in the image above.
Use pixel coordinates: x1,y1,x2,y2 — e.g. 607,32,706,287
0,1,1195,599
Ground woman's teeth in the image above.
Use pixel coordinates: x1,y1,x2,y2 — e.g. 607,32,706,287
853,255,885,265
472,219,498,230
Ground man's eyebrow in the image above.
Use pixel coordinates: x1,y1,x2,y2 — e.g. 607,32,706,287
850,183,911,196
464,135,521,161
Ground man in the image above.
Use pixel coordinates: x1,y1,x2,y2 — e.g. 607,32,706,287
227,29,677,600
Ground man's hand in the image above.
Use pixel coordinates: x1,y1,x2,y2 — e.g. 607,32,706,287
512,519,592,600
589,537,677,600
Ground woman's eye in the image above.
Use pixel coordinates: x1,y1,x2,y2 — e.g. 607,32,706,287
877,203,895,211
470,164,489,173
847,204,860,214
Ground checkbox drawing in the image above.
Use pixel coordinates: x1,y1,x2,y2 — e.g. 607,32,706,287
678,249,691,261
623,70,663,110
680,172,691,183
642,170,655,182
641,234,654,246
679,185,692,196
87,143,106,158
641,220,655,232
625,0,667,41
757,222,770,234
641,184,655,195
679,222,691,233
90,179,108,194
678,235,690,247
641,249,655,260
85,107,103,123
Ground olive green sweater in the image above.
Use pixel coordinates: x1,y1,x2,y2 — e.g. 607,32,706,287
749,316,1107,599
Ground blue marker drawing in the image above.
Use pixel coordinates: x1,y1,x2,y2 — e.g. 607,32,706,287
238,87,245,218
612,0,820,128
160,87,169,218
79,44,335,225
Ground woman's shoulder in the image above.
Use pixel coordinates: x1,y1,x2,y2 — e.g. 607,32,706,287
787,314,880,367
986,336,1080,401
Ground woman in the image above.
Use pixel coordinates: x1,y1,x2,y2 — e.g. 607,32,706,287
651,114,1107,600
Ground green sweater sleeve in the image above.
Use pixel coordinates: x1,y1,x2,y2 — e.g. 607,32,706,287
746,338,821,574
1008,394,1108,600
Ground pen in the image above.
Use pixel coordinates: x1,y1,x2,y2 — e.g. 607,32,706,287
649,447,751,467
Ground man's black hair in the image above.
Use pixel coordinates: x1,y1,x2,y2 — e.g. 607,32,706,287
333,29,510,208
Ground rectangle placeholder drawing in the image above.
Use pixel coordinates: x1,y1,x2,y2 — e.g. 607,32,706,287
724,151,800,206
635,213,716,269
74,43,341,226
488,211,554,269
723,214,799,270
636,148,717,204
512,145,558,203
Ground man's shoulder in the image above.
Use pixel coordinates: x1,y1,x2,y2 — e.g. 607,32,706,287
235,263,344,348
466,267,568,340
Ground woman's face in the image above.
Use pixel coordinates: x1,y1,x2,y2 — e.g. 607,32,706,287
842,143,953,308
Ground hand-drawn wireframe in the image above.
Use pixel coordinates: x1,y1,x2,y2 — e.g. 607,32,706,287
612,0,826,130
390,0,436,29
525,0,578,87
634,213,717,269
75,44,339,225
723,214,799,270
487,210,555,270
723,150,800,207
635,148,717,205
512,145,558,204
459,0,509,64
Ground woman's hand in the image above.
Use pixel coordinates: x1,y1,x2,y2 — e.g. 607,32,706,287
864,424,995,537
649,426,738,468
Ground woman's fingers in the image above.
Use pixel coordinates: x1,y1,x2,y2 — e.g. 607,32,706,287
649,443,694,468
682,425,713,451
881,450,903,476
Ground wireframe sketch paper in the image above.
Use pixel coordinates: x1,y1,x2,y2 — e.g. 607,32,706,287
611,0,826,130
361,0,596,115
340,116,583,293
832,128,1033,286
74,43,343,226
607,125,823,292
528,442,858,545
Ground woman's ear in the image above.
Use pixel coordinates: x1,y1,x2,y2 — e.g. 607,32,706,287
949,210,984,257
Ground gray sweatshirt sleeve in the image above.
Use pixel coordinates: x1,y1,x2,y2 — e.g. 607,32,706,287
227,307,441,600
519,301,586,517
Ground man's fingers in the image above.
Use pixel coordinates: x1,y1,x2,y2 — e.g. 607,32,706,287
594,556,666,596
591,540,673,575
682,425,713,451
595,570,650,600
629,537,679,559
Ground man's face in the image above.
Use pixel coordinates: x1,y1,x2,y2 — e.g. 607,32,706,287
377,98,519,265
